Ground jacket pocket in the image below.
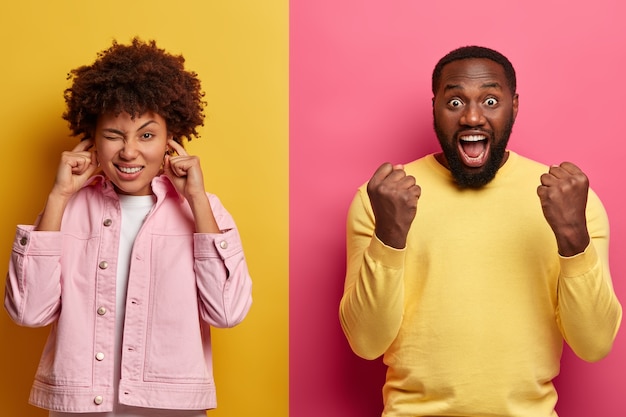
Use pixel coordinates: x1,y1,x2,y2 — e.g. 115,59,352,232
143,235,212,383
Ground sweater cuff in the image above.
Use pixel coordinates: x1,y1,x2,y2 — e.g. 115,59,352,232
367,234,406,269
559,243,598,278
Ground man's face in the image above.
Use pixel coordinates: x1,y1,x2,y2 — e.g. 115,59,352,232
432,58,519,188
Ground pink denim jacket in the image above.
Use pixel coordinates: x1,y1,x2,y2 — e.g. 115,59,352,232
4,175,253,412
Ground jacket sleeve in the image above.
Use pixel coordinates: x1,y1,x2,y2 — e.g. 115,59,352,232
556,189,622,362
339,188,406,360
193,194,253,328
4,225,63,327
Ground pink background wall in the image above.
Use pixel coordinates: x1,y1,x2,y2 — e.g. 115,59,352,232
290,1,625,416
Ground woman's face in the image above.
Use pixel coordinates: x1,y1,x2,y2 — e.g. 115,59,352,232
94,111,171,196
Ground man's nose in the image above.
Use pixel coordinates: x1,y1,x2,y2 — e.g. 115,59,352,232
460,102,485,126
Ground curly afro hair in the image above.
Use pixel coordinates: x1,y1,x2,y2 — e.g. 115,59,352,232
62,38,205,143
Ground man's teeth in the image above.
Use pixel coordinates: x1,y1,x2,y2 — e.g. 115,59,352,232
460,135,486,142
119,166,142,174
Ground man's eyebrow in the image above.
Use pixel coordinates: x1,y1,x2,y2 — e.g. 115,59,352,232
443,84,462,92
481,82,502,90
443,82,502,92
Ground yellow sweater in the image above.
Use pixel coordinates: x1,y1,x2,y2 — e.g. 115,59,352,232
340,151,622,417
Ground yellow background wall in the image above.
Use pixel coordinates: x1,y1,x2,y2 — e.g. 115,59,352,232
0,1,288,416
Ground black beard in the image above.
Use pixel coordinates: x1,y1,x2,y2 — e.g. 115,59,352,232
434,116,514,188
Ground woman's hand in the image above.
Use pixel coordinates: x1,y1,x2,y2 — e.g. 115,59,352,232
51,139,99,199
163,139,220,233
163,139,207,201
37,139,98,231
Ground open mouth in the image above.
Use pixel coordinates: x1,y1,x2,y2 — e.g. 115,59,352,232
459,134,489,167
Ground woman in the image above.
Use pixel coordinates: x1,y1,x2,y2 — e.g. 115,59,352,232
4,38,253,416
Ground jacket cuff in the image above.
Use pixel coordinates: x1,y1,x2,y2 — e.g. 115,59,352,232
13,225,62,256
194,228,242,259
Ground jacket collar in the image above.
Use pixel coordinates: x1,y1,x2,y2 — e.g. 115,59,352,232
83,175,182,202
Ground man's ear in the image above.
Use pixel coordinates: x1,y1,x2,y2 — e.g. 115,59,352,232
512,93,519,121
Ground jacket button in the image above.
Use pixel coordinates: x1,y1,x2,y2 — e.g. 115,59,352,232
219,241,228,249
103,219,113,227
95,352,105,361
99,261,108,269
94,396,103,405
19,237,28,246
97,306,107,315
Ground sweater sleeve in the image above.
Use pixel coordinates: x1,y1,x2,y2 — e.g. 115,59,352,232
4,225,63,327
193,194,253,328
556,189,622,362
339,188,406,360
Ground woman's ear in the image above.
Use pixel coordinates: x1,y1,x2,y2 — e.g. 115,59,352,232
165,133,174,155
81,137,99,166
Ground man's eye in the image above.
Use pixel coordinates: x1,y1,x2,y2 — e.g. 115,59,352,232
484,97,498,106
448,99,463,107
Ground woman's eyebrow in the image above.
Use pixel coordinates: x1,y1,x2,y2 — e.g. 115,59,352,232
101,120,159,135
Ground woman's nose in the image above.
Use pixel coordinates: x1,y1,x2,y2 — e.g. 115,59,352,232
119,139,139,159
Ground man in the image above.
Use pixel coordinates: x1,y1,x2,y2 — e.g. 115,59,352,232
339,46,622,416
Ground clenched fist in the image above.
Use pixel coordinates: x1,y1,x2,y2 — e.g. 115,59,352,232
537,162,590,257
367,163,421,249
52,138,99,199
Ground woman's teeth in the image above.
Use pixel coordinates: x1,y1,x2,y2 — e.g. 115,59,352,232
118,166,142,174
